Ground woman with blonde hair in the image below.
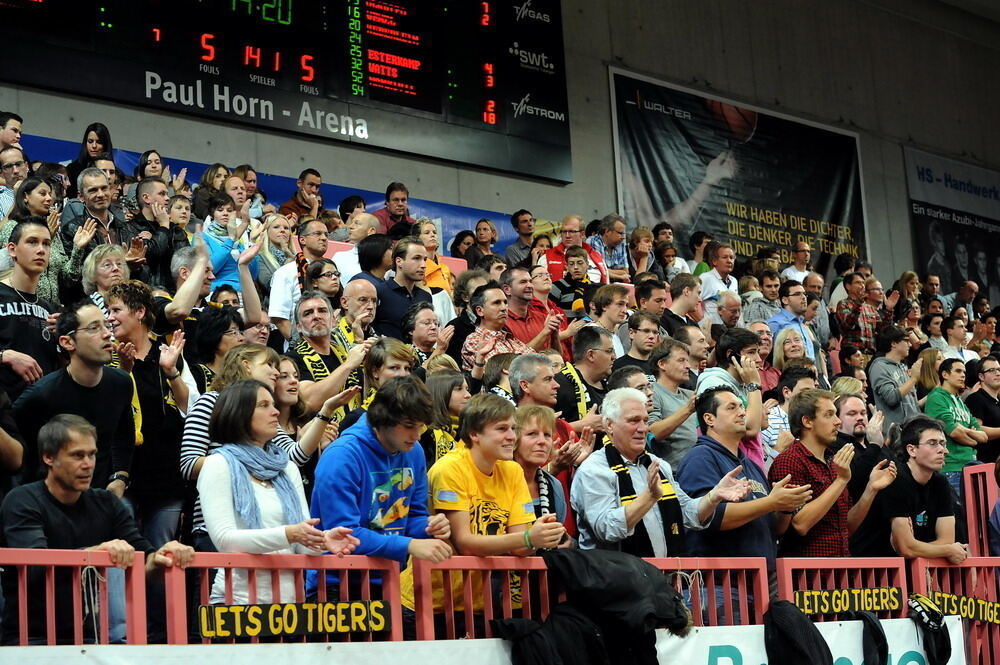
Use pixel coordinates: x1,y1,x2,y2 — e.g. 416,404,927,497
916,347,944,405
472,218,498,260
339,338,417,430
830,375,864,398
514,405,570,530
772,328,807,371
414,220,453,293
255,213,294,297
82,243,129,314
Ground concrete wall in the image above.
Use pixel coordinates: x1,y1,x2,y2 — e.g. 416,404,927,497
1,0,996,279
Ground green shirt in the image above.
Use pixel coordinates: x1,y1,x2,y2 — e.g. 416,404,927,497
924,386,980,472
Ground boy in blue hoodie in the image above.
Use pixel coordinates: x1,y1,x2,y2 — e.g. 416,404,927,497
310,375,452,592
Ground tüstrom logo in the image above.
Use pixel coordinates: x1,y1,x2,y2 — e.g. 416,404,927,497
509,42,555,73
514,0,551,23
511,94,565,121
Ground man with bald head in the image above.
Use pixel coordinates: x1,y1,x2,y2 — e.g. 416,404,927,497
333,212,379,283
539,214,608,284
334,279,379,354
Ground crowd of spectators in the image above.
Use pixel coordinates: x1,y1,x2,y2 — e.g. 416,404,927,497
0,110,993,642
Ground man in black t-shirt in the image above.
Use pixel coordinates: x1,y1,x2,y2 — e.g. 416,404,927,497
14,301,136,492
612,312,660,383
0,414,192,645
554,326,610,440
851,415,968,563
0,220,60,401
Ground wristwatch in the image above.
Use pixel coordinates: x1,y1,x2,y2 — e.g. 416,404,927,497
743,382,761,393
109,472,130,489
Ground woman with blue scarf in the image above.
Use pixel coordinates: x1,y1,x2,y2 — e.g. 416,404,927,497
198,379,359,604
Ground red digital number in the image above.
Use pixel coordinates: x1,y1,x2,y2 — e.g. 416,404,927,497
273,51,281,72
300,55,315,82
482,100,497,125
152,28,161,42
484,62,494,88
200,33,216,62
244,45,262,68
481,1,490,26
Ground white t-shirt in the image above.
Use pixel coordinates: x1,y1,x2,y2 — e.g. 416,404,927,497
268,261,300,321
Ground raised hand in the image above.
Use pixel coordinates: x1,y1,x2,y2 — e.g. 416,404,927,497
713,465,752,502
158,330,185,374
867,459,897,491
732,353,761,385
151,201,170,227
646,460,664,500
114,341,137,373
435,324,455,351
46,207,60,237
73,218,98,249
831,443,854,482
238,235,263,266
769,475,813,512
124,238,147,266
866,410,885,446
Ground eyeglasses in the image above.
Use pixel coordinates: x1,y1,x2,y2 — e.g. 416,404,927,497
300,231,327,238
561,229,581,235
783,338,802,345
1,160,25,172
319,271,341,279
69,321,115,335
597,347,615,355
918,440,948,449
635,328,660,335
355,296,379,306
788,291,806,297
98,260,126,271
222,328,243,337
867,287,884,293
982,368,1000,375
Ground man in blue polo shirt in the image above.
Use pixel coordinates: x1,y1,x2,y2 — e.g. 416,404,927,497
767,280,815,361
373,237,432,339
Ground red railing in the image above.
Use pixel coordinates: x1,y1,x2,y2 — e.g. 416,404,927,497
910,557,1000,665
964,464,997,557
776,557,909,621
0,548,147,646
161,552,403,643
645,557,770,626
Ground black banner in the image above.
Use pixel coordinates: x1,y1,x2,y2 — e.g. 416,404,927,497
611,69,866,271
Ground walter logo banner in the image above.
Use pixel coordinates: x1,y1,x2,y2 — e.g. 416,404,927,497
904,146,1000,299
610,68,866,273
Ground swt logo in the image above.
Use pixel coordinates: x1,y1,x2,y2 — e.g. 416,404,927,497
509,42,555,72
511,94,565,121
513,0,551,23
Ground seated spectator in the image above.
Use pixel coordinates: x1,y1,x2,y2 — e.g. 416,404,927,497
420,370,470,467
210,284,240,308
501,266,561,352
624,227,657,281
743,270,782,324
747,321,779,393
482,353,517,403
403,301,453,367
351,232,394,289
859,415,968,563
341,338,416,430
699,242,738,324
255,213,294,296
199,379,358,604
505,209,535,267
192,163,229,220
444,269,490,365
399,394,564,635
588,214,629,283
767,280,815,362
414,219,453,293
941,315,978,363
539,214,607,284
333,278,379,358
696,328,764,448
514,405,571,527
613,312,660,378
81,242,128,316
190,305,246,391
773,327,807,372
674,325,709,390
372,182,417,235
268,217,330,340
525,234,553,268
476,253,508,281
966,355,1000,463
768,389,895,557
460,282,532,372
548,245,599,320
305,258,342,308
573,387,749,557
661,273,701,337
332,212,379,284
374,238,433,339
449,230,476,261
278,168,323,219
0,414,193,645
924,358,988,492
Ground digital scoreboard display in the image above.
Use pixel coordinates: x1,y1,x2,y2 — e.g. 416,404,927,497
0,0,571,182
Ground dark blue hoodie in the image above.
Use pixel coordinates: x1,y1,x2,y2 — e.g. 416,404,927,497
676,434,777,566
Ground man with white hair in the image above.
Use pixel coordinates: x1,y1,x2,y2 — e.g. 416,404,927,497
570,387,749,558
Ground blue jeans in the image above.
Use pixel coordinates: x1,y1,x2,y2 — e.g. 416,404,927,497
121,496,183,642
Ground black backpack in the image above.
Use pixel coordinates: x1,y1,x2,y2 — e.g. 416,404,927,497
842,610,888,665
764,600,833,665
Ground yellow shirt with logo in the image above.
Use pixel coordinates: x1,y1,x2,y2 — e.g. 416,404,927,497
399,446,535,612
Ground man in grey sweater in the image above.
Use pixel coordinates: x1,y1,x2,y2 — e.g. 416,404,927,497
869,324,923,430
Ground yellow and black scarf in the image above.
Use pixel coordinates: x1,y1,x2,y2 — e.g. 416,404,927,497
604,445,685,557
558,362,590,422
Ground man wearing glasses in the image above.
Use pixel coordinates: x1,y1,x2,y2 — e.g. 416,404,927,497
0,146,29,219
269,219,330,340
781,241,812,283
966,355,1000,464
588,214,630,283
13,302,135,497
850,415,967,563
539,214,608,284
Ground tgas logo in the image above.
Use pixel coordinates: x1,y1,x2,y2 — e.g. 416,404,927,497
513,0,551,23
509,42,555,73
511,94,565,121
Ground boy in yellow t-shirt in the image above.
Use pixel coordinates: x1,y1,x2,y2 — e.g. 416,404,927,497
400,394,565,637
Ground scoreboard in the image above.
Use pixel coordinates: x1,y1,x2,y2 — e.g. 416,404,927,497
0,0,572,181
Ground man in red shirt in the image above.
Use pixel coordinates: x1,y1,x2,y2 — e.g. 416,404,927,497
767,389,896,557
502,266,562,351
372,181,416,235
540,214,608,283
